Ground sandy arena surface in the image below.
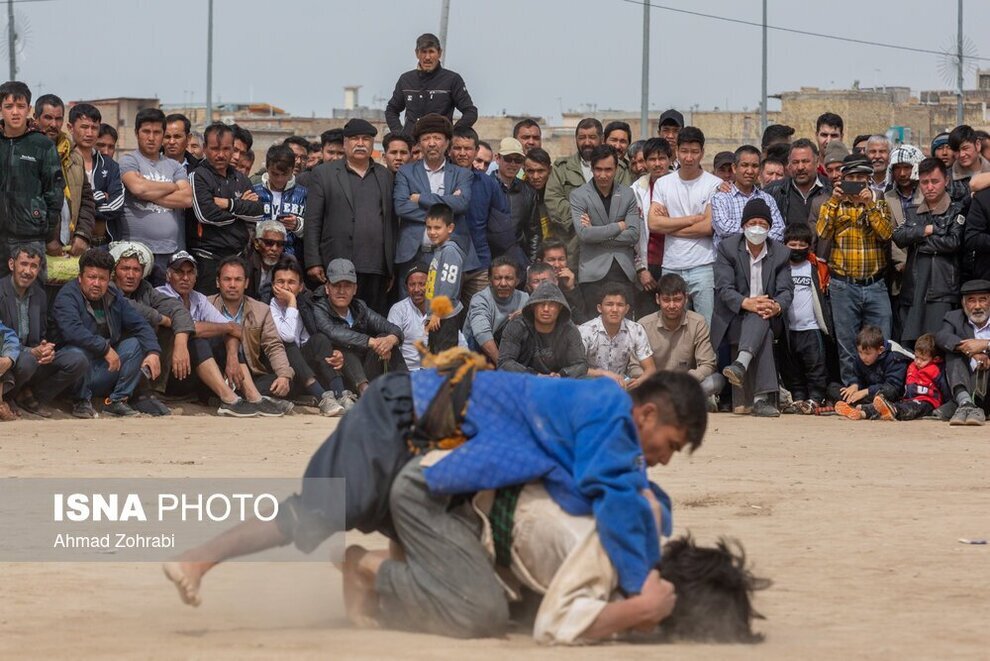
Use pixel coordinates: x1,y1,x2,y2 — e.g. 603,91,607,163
1,409,988,660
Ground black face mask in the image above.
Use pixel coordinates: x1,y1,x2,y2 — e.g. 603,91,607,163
789,248,810,263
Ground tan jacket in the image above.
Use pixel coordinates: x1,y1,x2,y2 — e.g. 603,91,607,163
208,294,293,380
640,309,716,381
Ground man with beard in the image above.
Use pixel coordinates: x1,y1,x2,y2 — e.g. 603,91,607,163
304,119,395,315
463,257,528,364
109,241,257,417
245,220,287,303
69,104,122,247
765,138,828,227
95,123,118,160
283,136,310,176
385,32,477,135
893,158,965,347
627,140,647,178
497,282,587,378
393,114,472,298
514,118,542,153
936,279,990,426
544,118,604,269
33,94,95,262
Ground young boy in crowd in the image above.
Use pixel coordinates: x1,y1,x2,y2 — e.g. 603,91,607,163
253,144,306,259
424,203,464,352
779,223,830,414
836,333,946,421
832,325,913,415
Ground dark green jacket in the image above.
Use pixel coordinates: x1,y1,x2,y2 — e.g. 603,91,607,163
0,124,64,242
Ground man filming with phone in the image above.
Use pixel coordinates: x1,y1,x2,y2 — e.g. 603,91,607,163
816,154,895,384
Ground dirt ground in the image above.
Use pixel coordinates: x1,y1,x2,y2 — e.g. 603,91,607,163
1,409,988,660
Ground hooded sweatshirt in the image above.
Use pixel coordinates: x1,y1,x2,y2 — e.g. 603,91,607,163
497,282,588,377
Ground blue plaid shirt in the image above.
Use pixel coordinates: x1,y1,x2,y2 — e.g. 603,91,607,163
710,184,785,247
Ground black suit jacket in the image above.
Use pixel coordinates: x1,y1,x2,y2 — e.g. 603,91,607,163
710,234,794,350
303,159,396,276
936,308,976,354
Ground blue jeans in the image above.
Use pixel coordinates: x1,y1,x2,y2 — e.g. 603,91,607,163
829,278,892,384
83,336,145,403
662,263,715,328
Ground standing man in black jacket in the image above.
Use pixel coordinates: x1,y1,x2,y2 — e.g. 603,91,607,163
187,122,265,294
303,118,396,315
385,33,477,136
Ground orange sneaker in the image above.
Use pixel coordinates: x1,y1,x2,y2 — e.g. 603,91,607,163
872,394,897,421
835,400,865,420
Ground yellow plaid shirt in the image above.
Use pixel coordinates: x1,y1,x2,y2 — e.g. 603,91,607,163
816,197,893,279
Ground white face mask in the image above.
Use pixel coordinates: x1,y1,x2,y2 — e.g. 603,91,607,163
744,225,769,245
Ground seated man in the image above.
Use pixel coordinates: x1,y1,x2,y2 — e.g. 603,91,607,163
578,286,655,389
537,238,587,324
525,261,557,293
498,282,588,378
268,255,346,416
157,251,283,416
208,255,294,413
0,320,19,420
463,257,528,364
0,244,88,417
110,242,258,417
388,265,467,371
245,219,288,303
309,258,405,395
51,249,162,418
713,199,793,417
639,273,723,397
936,279,990,426
164,369,709,643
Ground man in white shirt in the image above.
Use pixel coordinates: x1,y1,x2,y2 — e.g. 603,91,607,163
387,265,466,370
269,256,345,416
648,127,722,326
579,287,655,389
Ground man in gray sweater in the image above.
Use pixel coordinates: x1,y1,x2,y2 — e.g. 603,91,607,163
464,257,528,364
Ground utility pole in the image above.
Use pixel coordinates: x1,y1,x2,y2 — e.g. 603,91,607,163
640,0,650,139
439,0,450,63
7,0,15,79
956,0,964,126
760,0,768,132
206,0,214,126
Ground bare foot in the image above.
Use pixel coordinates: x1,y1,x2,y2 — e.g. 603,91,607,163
342,545,379,628
163,560,206,607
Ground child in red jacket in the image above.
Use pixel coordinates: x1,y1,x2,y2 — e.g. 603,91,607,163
837,333,946,421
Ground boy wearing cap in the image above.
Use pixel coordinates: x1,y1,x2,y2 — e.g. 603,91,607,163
310,258,406,396
817,154,894,385
384,33,478,135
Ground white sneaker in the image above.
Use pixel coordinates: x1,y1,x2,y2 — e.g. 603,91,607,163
319,392,345,417
337,390,358,411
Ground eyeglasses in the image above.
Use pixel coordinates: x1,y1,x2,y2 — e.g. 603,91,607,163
259,239,285,248
502,155,525,165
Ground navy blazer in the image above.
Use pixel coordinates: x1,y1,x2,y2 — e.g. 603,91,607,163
393,160,475,267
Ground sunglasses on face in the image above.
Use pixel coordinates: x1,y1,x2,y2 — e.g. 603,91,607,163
259,238,285,248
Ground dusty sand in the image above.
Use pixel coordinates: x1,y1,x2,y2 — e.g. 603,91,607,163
0,410,988,660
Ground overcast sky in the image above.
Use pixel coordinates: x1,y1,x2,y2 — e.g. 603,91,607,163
8,0,990,122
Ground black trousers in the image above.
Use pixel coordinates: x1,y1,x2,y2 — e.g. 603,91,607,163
358,272,391,317
194,254,221,296
341,345,407,392
579,260,635,315
428,316,460,353
862,399,933,420
778,329,828,402
281,335,342,394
